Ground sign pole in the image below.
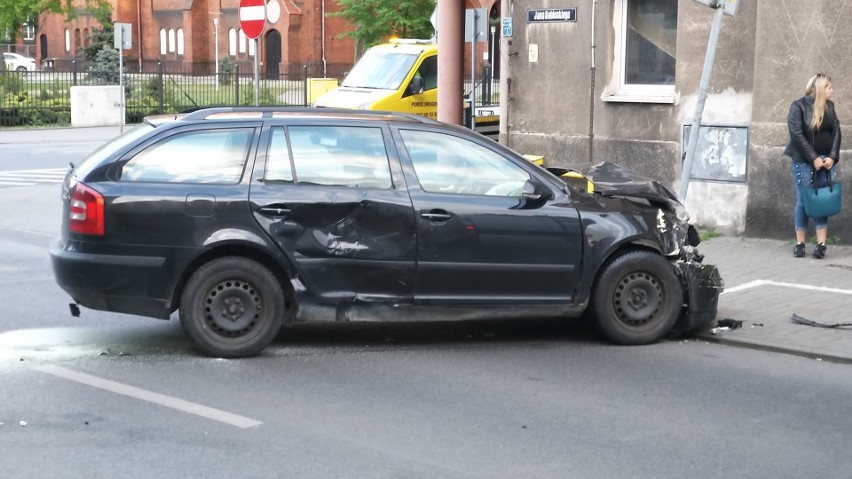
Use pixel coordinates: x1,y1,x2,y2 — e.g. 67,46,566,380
678,3,726,201
470,9,479,131
254,39,260,106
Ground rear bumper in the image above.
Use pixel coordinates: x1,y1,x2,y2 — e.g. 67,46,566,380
675,261,724,332
50,239,173,319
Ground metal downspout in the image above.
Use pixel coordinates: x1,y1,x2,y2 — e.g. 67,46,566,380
321,0,327,76
589,0,597,163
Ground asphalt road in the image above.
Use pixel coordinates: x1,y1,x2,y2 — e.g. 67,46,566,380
2,132,852,479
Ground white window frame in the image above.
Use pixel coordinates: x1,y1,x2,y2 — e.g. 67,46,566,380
159,29,167,55
177,28,184,55
229,28,237,56
248,37,255,56
168,28,176,53
239,29,247,54
65,29,71,52
604,0,677,104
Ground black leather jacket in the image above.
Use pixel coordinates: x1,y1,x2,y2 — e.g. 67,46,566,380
784,95,841,164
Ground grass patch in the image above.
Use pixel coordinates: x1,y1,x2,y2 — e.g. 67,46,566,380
699,229,721,242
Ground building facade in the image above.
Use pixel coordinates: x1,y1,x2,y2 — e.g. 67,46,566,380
35,0,359,76
501,0,851,240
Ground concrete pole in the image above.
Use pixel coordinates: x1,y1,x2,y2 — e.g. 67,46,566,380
437,0,463,125
678,4,726,201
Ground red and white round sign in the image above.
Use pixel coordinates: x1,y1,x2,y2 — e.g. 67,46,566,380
239,0,267,40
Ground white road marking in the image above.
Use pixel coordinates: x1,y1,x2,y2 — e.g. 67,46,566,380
35,364,263,429
0,168,66,186
722,279,852,296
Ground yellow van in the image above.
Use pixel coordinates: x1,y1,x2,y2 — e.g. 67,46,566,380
314,39,439,119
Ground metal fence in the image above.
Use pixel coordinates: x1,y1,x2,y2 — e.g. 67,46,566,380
0,59,500,127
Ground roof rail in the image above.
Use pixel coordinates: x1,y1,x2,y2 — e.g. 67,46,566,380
178,106,440,124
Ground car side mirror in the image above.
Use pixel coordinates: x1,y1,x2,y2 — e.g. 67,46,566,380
521,179,553,202
408,77,425,95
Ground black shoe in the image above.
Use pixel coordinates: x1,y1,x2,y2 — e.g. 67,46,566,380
794,243,805,257
813,243,826,259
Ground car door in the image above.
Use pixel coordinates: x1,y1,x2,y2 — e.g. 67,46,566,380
394,127,583,304
249,121,416,303
98,122,261,304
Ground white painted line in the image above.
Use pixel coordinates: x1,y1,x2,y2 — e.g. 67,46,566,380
239,5,266,21
0,175,63,181
0,181,37,186
722,279,852,296
35,365,263,429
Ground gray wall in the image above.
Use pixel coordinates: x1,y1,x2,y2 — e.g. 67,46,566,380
502,0,851,241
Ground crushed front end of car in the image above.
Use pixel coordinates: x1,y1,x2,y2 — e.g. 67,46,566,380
579,162,724,335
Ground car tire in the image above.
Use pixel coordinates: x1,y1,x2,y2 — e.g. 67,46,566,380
180,257,287,358
592,250,683,345
15,66,26,73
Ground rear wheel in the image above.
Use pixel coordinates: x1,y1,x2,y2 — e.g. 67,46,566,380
180,257,288,358
592,250,683,345
15,66,26,73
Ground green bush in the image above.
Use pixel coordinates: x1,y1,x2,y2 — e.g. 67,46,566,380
218,56,236,86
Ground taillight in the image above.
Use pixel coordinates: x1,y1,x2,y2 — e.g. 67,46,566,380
69,182,105,236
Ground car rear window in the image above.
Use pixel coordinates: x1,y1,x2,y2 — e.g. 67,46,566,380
119,128,253,184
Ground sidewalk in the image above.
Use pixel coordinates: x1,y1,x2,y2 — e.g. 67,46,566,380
0,125,123,144
695,236,852,363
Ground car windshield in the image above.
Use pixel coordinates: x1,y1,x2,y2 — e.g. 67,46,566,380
341,50,418,90
74,123,156,178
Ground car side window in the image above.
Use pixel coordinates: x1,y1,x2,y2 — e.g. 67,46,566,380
399,130,531,196
120,128,252,184
287,125,392,189
265,128,294,182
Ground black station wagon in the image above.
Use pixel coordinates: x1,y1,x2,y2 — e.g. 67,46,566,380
50,107,723,357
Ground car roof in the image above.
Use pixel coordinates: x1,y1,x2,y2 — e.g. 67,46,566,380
144,107,442,127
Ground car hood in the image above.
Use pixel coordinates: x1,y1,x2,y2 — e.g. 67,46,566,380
580,162,681,206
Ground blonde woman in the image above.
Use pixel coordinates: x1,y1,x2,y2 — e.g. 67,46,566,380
783,73,841,258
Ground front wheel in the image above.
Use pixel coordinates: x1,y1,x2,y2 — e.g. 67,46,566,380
180,257,288,358
592,250,683,345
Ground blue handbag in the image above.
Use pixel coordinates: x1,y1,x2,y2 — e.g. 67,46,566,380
802,169,842,217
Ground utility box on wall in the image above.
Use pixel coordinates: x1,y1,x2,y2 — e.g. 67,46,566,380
70,86,122,127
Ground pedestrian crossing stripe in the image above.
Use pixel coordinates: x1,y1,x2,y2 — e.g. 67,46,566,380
0,168,67,186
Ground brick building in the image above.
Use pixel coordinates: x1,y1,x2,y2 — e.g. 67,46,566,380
35,0,358,76
31,0,500,77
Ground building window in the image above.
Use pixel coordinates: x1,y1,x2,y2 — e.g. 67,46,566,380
177,28,184,55
23,21,35,41
168,29,176,53
239,29,246,54
160,29,167,55
83,28,90,47
74,29,81,55
248,37,255,56
65,29,70,52
606,0,678,103
229,28,237,56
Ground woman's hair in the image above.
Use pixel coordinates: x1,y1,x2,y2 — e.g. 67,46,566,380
805,73,832,130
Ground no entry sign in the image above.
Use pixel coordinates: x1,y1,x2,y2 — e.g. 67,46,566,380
239,0,266,40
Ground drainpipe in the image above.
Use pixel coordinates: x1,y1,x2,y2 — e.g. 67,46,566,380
588,0,596,163
137,0,142,71
321,0,327,76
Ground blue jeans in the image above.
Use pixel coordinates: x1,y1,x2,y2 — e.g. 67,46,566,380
792,160,829,231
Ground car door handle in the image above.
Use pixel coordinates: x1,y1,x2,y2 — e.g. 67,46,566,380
258,206,292,218
421,211,452,222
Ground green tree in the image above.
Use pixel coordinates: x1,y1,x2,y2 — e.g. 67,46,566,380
330,0,436,56
0,1,111,42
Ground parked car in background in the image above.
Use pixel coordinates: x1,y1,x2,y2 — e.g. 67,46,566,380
3,52,37,72
50,107,723,358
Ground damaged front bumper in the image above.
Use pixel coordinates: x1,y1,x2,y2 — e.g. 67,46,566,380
675,259,724,333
